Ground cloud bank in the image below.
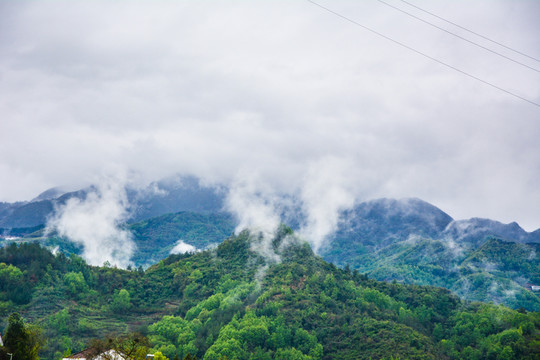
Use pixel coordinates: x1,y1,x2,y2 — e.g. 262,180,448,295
1,1,540,232
46,174,135,268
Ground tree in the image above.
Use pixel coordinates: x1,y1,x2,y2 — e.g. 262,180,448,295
87,333,149,360
153,352,169,360
110,289,132,314
0,348,11,360
0,263,32,304
3,313,44,360
63,271,89,298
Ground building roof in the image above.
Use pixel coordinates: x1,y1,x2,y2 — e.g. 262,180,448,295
64,348,96,359
63,349,126,360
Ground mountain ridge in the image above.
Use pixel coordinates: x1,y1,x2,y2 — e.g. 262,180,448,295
0,231,538,360
1,180,538,310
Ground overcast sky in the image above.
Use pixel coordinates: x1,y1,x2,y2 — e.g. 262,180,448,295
1,0,539,231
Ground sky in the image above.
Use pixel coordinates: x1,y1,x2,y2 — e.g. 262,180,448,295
1,0,540,232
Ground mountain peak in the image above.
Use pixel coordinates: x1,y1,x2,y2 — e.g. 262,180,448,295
441,217,531,244
31,187,69,202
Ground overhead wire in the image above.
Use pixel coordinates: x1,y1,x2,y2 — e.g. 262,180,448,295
399,0,540,64
376,0,540,73
306,0,540,108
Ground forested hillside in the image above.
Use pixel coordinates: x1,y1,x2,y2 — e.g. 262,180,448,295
1,230,539,360
4,198,540,311
3,198,540,313
320,199,540,311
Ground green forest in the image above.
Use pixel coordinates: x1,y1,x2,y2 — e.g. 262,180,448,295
0,227,539,360
11,207,540,313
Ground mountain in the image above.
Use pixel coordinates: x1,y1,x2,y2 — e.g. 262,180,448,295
2,178,538,246
2,182,540,310
316,198,540,310
0,199,55,228
0,176,225,229
364,237,540,310
320,198,453,264
0,189,88,228
127,176,226,222
442,217,536,244
129,211,235,266
0,232,538,360
6,210,236,268
31,187,70,202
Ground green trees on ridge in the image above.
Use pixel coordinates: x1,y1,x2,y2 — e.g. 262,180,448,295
0,232,538,360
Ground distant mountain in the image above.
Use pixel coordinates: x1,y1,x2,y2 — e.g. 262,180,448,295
442,217,536,244
317,198,540,310
320,198,539,266
2,178,538,246
0,189,88,228
31,186,70,202
127,176,226,222
0,199,55,228
329,198,452,247
532,228,540,243
0,175,225,229
129,211,236,266
2,179,539,310
365,237,540,310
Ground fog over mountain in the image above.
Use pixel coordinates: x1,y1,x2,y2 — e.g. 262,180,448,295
1,1,540,234
1,178,538,257
2,177,538,310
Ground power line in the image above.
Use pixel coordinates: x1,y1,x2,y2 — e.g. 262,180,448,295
306,0,540,108
400,0,540,63
376,0,540,73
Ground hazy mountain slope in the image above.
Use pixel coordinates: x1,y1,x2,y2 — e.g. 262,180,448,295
442,218,534,244
364,237,540,310
0,176,225,229
3,184,540,310
320,198,454,267
2,210,236,268
0,189,88,228
316,198,540,310
321,198,539,270
127,177,225,222
129,211,235,265
0,200,54,228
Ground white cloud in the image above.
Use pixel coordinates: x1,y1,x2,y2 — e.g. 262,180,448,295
170,240,197,255
1,0,539,232
46,173,135,268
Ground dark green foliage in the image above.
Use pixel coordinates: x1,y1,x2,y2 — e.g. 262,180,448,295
110,289,132,314
0,232,539,360
327,235,540,311
5,201,537,311
317,199,540,311
5,211,236,268
3,312,44,360
0,347,11,360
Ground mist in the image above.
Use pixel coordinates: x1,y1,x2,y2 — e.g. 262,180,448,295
170,240,198,255
46,174,135,268
2,0,540,236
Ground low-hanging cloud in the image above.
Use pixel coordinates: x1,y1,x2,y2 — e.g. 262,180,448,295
225,174,282,263
46,174,135,268
170,240,198,255
1,1,540,233
299,157,362,252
